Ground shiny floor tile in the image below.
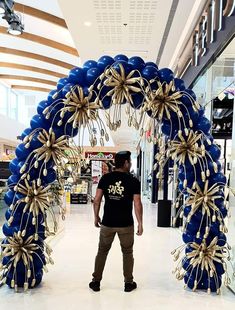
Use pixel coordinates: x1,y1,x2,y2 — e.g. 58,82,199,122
0,201,234,310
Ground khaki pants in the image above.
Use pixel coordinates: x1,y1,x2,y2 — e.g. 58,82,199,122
92,225,134,283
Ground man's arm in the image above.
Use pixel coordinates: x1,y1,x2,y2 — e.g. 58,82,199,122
93,188,103,227
133,194,143,235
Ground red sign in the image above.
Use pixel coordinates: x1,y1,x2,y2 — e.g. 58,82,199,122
85,152,115,160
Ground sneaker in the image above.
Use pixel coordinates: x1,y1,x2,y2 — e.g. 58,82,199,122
124,282,137,292
89,281,100,292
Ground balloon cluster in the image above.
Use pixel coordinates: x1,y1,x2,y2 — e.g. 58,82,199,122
0,54,231,293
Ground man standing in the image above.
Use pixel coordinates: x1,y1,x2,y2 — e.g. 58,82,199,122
89,151,143,292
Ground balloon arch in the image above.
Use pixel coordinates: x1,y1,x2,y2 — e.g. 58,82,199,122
0,55,232,293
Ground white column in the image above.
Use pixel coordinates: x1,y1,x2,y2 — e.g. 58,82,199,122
204,65,213,121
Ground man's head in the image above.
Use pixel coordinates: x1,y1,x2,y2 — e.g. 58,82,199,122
114,151,132,172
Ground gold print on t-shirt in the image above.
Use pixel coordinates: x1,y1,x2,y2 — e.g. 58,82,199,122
108,181,124,197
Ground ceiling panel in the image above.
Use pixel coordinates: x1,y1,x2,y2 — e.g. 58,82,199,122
58,0,172,63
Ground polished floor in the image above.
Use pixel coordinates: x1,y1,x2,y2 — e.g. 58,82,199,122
0,200,235,310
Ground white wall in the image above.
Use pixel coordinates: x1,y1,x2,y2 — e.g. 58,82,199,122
0,114,25,142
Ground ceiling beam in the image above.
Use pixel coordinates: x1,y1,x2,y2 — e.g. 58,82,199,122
0,26,78,56
0,47,74,69
14,3,67,28
0,62,65,78
0,74,57,86
11,85,52,93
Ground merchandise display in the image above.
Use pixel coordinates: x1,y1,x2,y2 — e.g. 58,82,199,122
70,181,88,204
0,54,231,295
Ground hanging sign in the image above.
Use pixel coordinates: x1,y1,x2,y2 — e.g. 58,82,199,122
85,151,115,160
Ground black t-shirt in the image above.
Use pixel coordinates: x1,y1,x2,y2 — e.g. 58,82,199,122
98,171,141,227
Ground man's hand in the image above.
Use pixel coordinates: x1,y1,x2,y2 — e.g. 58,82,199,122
136,224,143,236
94,216,101,228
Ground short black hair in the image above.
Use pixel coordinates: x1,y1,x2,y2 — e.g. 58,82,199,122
115,151,131,168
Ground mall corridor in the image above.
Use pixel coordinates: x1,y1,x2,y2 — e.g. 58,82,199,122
0,202,234,310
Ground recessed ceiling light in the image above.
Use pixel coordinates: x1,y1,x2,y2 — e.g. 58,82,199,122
84,21,92,27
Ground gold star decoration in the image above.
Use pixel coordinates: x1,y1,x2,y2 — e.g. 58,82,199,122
9,179,57,237
96,63,143,131
172,237,232,294
142,81,183,121
185,181,227,238
59,85,109,147
103,63,142,105
169,130,203,165
34,130,69,165
0,233,53,292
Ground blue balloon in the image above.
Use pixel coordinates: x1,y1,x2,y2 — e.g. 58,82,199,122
182,232,193,243
100,96,112,109
20,128,32,140
2,223,20,237
4,190,16,206
15,143,31,161
141,65,158,80
180,89,197,106
219,205,228,218
7,174,20,187
57,77,70,91
7,209,43,226
28,133,43,150
86,67,102,85
64,125,79,138
207,143,221,161
214,261,225,275
158,68,174,84
217,232,226,246
209,276,222,292
183,206,191,217
47,89,62,104
145,61,158,69
161,121,171,136
185,219,202,234
207,159,221,173
128,56,145,70
174,78,185,91
68,67,85,85
112,60,132,74
83,60,97,71
30,114,50,130
184,89,196,101
15,160,27,176
42,168,57,184
131,93,144,109
210,221,220,235
97,56,114,70
9,158,20,174
195,116,211,134
210,172,226,185
37,100,49,115
198,106,205,117
114,54,128,62
61,83,74,97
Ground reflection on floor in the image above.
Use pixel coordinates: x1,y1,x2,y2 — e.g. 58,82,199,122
0,201,234,310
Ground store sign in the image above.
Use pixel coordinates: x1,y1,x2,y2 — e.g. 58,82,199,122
192,0,235,66
85,152,115,160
